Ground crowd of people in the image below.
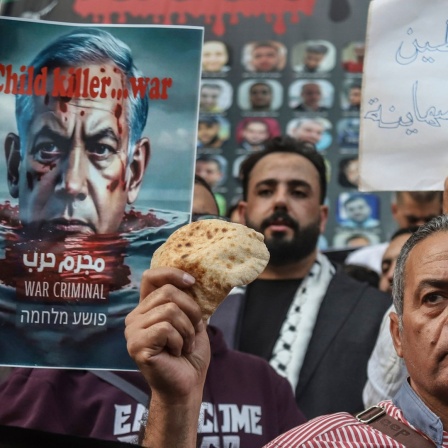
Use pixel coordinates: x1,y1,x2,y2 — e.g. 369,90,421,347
1,17,448,448
2,132,447,448
130,139,448,448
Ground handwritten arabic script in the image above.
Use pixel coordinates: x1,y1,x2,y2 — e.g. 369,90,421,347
396,21,448,65
364,81,448,134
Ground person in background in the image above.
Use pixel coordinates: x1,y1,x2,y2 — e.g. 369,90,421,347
0,176,305,446
210,136,390,419
342,264,379,289
239,119,271,152
339,194,380,229
346,191,442,273
295,43,329,73
246,40,285,73
362,226,418,408
202,40,229,73
345,81,362,111
249,81,273,111
342,41,365,73
197,116,223,149
338,156,360,188
199,83,223,113
289,118,325,146
127,214,448,447
195,155,227,215
294,82,329,112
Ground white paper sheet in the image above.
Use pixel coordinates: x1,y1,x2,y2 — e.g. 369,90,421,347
359,0,448,191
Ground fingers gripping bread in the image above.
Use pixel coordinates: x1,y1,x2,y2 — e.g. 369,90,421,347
150,220,270,320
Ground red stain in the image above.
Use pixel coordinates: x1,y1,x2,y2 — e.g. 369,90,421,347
115,103,122,119
108,179,119,192
59,100,67,113
0,202,168,299
115,103,123,135
80,110,85,116
120,160,127,191
72,0,316,35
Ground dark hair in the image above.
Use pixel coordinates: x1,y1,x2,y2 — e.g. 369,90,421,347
249,82,272,93
390,226,420,241
198,115,220,125
201,83,222,91
305,43,328,55
338,156,358,188
196,154,223,172
343,264,380,288
239,135,327,204
194,175,219,212
349,81,362,90
395,191,442,205
343,193,369,208
252,41,279,52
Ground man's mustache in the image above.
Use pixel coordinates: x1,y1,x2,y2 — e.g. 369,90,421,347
260,211,299,233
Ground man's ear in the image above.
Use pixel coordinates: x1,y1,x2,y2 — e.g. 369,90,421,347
390,311,404,358
5,133,21,199
319,204,329,234
237,200,248,225
391,202,398,219
127,138,150,204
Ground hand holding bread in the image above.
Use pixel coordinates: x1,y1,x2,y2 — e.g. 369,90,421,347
150,219,270,320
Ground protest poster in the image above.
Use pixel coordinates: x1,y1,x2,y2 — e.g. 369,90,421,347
0,17,203,369
359,0,448,191
4,0,392,248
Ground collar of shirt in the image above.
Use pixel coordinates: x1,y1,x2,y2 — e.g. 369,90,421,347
393,379,443,447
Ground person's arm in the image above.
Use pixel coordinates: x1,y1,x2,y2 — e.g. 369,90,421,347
125,267,210,448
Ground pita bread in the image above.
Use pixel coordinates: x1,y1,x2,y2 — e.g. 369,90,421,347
150,219,270,320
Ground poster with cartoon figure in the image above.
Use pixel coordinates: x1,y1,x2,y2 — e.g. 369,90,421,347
0,17,202,369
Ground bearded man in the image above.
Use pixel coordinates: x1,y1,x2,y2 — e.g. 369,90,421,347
210,136,390,419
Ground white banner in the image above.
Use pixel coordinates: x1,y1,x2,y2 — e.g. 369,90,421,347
359,0,448,191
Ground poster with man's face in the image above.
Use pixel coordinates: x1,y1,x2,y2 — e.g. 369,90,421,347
0,17,202,369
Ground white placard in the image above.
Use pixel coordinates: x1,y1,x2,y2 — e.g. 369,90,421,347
359,0,448,191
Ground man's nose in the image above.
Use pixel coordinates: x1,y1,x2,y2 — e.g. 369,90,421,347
59,146,88,200
273,187,288,209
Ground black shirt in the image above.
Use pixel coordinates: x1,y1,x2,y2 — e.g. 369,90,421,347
239,278,302,360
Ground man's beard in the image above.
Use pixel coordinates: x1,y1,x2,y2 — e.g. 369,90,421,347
246,210,321,267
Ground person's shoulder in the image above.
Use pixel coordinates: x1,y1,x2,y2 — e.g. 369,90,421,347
345,242,388,274
264,412,360,447
346,242,389,263
332,264,391,309
347,242,388,257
